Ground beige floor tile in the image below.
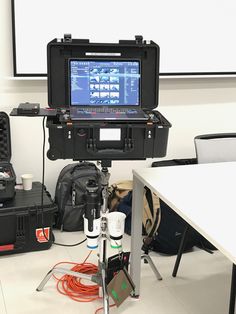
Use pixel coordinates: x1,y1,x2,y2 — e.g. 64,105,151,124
0,231,232,314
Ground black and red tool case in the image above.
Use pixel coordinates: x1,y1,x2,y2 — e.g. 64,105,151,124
0,112,16,201
0,182,57,255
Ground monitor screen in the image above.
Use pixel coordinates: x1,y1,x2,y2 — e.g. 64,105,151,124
69,60,140,106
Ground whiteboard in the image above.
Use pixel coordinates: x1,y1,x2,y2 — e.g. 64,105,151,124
12,0,236,76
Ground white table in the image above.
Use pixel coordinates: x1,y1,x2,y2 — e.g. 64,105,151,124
130,162,236,313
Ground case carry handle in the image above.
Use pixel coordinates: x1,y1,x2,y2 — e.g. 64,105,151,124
87,148,130,155
87,138,134,155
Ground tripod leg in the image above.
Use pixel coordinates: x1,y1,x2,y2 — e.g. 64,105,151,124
141,254,162,281
36,267,94,292
99,165,111,313
101,265,109,314
36,268,54,291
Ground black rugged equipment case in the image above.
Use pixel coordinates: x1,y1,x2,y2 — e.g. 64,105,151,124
47,110,170,160
0,182,57,255
0,112,16,201
46,35,171,161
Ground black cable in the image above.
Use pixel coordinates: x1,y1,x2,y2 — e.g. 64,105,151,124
41,116,86,247
52,237,87,247
41,116,46,222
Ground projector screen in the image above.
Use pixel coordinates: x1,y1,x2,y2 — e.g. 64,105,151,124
12,0,236,77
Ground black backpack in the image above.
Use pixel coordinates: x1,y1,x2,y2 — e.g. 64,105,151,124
149,199,200,255
117,187,199,255
149,159,217,255
54,162,101,231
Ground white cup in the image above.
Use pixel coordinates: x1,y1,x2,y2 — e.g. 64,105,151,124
84,216,101,250
107,212,126,249
21,174,33,190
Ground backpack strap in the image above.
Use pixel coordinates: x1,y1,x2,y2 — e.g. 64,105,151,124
143,187,160,235
142,187,161,252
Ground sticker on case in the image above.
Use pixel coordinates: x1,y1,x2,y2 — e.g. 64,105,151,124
36,227,50,243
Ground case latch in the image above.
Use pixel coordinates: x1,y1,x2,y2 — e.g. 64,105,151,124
63,33,72,43
135,35,144,44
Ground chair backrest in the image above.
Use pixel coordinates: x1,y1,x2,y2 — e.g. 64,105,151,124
194,133,236,164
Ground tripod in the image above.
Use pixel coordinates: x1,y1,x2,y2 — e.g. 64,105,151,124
36,160,112,314
36,160,162,312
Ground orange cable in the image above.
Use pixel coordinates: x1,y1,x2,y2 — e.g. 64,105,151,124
52,250,100,302
52,251,117,313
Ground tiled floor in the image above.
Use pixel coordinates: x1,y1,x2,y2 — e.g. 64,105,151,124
0,230,232,314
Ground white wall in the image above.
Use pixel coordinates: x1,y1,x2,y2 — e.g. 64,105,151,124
1,0,236,196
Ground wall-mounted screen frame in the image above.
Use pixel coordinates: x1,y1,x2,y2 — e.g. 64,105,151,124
12,0,236,77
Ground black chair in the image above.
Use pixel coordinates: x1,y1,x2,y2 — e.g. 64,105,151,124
172,133,236,278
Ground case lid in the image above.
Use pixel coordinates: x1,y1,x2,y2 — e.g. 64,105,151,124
0,112,11,162
47,35,160,111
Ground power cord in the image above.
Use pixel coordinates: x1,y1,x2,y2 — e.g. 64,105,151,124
53,250,99,301
41,116,86,247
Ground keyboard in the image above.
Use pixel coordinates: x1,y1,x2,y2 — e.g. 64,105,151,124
77,107,139,114
70,106,148,121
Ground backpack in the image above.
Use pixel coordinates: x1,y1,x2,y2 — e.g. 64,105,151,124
150,159,217,254
118,189,200,255
149,199,201,255
108,180,133,212
117,187,160,236
54,162,101,231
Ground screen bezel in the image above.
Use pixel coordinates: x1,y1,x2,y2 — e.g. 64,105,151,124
68,58,141,107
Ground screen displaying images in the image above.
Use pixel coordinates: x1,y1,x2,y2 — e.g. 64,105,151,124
70,60,140,106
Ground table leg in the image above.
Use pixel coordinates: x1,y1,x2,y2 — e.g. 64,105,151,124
229,263,236,314
130,175,144,297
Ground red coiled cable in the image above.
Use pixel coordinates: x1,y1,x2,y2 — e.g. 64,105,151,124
52,251,116,313
53,251,100,302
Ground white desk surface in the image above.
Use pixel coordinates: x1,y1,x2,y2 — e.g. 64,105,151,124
133,161,236,265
